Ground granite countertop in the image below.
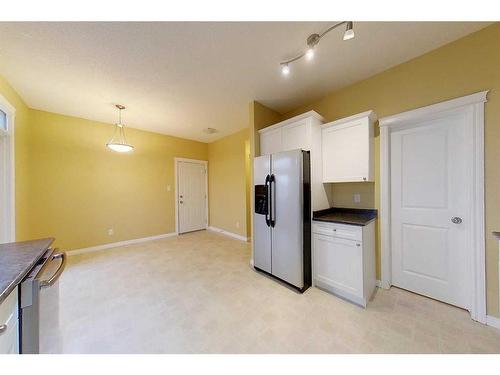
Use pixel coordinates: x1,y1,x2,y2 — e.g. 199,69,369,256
312,207,377,226
0,238,54,304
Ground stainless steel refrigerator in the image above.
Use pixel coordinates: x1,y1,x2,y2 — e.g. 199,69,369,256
253,149,311,292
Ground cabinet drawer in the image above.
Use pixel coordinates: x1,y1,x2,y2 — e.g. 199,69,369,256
312,221,362,242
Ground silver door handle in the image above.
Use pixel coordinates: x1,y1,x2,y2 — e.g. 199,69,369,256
451,217,463,224
40,251,67,289
0,324,6,335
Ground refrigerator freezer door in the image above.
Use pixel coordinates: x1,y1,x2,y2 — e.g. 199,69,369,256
253,155,272,274
271,149,304,288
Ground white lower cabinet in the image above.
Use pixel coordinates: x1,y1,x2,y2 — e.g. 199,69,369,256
312,221,376,307
0,288,19,354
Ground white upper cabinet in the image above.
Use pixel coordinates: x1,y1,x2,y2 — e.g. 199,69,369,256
281,119,310,151
258,111,330,211
258,111,323,156
260,127,282,156
322,110,377,183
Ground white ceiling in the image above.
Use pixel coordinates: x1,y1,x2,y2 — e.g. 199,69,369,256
0,22,490,142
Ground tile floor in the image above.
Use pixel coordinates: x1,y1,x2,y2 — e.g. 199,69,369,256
52,230,500,353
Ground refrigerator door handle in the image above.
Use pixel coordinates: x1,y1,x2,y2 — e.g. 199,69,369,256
264,174,271,227
270,174,276,227
39,251,67,289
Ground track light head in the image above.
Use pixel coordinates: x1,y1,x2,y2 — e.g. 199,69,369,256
305,48,314,60
343,21,355,41
281,63,290,76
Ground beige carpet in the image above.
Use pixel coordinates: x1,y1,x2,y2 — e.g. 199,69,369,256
53,230,500,353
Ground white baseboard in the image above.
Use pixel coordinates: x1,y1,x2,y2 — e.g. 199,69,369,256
67,232,178,256
207,226,248,242
486,315,500,330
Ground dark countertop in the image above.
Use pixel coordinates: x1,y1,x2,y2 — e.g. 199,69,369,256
312,207,377,226
493,232,500,240
0,238,54,304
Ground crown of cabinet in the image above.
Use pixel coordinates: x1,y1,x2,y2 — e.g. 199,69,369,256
321,110,377,183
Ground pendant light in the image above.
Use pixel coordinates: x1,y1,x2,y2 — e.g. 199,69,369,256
106,104,134,153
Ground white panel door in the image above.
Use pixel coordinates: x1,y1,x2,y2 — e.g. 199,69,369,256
177,161,207,234
260,128,282,156
391,110,472,309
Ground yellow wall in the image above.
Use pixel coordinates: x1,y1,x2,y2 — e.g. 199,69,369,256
207,128,249,238
281,23,500,317
19,109,207,250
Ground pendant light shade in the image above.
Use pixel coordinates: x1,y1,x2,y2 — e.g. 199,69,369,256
106,104,134,153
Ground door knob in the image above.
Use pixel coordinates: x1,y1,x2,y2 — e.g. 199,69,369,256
180,201,183,204
451,217,462,224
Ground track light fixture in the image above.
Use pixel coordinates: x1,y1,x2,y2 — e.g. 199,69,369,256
280,21,355,76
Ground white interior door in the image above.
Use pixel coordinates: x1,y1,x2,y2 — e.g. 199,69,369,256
390,109,472,309
0,103,14,244
177,160,207,234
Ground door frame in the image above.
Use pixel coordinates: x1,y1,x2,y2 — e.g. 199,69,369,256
0,93,16,243
379,91,488,323
174,157,208,234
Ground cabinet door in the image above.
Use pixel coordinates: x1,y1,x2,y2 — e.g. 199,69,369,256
313,234,363,297
0,289,19,354
322,120,371,182
260,128,282,155
282,120,310,151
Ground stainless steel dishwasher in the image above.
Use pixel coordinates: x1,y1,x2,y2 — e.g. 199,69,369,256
19,248,66,354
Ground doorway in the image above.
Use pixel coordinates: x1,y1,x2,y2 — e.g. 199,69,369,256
380,91,487,322
175,158,208,234
0,94,15,244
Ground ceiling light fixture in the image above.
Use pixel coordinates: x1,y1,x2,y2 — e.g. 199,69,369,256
106,104,134,153
204,127,218,134
281,63,290,76
280,21,355,75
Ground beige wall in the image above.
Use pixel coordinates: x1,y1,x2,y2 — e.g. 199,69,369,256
207,128,250,238
11,106,208,250
281,23,500,317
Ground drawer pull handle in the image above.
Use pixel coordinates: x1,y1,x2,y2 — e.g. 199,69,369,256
356,243,361,247
0,324,7,335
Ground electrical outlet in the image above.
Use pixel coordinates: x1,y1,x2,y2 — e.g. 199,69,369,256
353,193,361,204
107,228,114,236
236,222,240,228
167,185,171,192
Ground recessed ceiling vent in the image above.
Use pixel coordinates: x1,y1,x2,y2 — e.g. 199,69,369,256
204,127,218,134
